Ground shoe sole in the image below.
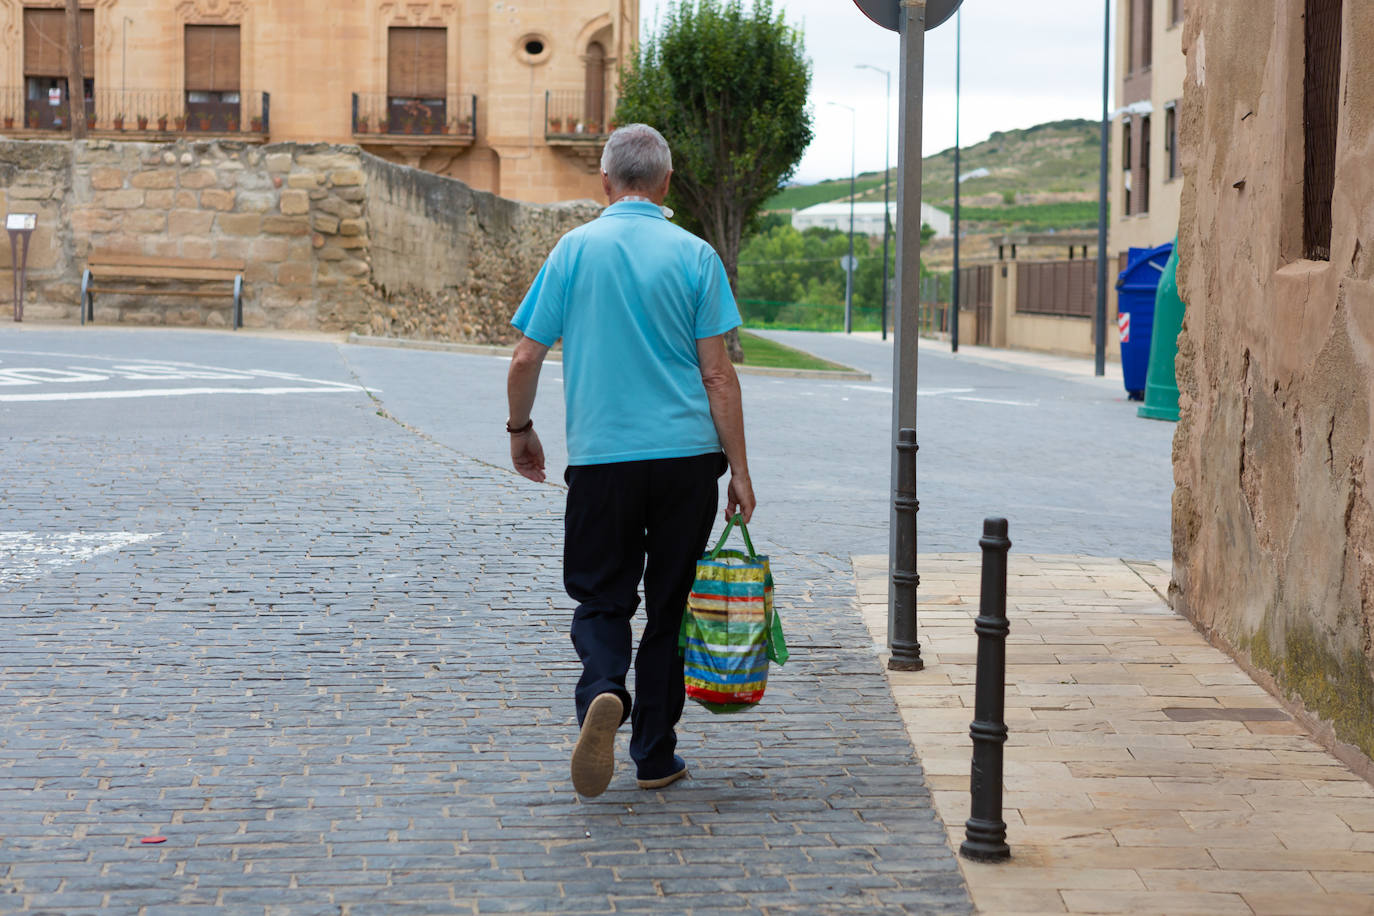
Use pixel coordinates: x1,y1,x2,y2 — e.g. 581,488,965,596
571,693,622,797
636,765,688,790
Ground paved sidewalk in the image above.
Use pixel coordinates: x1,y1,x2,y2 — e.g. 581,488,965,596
854,554,1374,916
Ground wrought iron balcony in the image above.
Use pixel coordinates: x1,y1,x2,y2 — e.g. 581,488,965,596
544,90,613,141
350,92,476,143
0,88,270,139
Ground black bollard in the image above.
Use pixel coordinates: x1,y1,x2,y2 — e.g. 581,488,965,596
960,517,1012,862
889,427,923,670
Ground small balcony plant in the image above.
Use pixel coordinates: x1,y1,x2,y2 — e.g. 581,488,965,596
3,115,13,129
137,114,148,130
26,110,39,129
458,115,473,135
250,115,263,132
549,116,563,133
226,114,239,132
174,113,186,131
112,112,124,130
378,116,390,133
197,112,212,131
356,115,369,134
157,113,168,131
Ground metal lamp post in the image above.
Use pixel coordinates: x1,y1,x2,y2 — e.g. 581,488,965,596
828,100,858,334
857,64,892,341
1094,0,1110,376
951,8,962,352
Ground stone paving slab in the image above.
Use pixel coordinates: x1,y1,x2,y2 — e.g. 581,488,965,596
854,553,1374,916
0,424,971,914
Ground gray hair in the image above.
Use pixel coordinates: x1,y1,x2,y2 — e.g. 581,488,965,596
600,123,673,191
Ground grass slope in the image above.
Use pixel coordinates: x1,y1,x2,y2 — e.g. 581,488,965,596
767,118,1102,233
738,331,851,372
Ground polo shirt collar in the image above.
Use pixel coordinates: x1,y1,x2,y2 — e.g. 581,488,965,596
604,199,668,219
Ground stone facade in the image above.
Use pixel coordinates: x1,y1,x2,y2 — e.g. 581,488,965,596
1174,3,1374,761
0,0,634,204
0,138,598,336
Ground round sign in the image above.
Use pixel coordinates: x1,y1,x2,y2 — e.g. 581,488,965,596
853,0,964,33
840,255,858,272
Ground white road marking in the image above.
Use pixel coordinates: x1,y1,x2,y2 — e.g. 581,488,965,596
845,385,980,397
0,385,369,403
0,531,160,586
953,395,1039,407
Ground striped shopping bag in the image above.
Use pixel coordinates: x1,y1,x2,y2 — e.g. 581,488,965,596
679,514,788,713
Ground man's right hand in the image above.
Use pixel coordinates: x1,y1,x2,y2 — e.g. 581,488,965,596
726,472,755,524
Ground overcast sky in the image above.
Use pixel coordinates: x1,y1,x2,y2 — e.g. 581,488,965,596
638,0,1118,184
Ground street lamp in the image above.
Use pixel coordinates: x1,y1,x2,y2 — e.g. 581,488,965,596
857,64,892,341
951,8,962,352
827,100,857,334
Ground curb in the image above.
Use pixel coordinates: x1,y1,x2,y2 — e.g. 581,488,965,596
345,333,872,381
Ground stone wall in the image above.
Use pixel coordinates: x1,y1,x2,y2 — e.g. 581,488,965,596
362,155,598,343
1174,3,1374,761
0,139,595,337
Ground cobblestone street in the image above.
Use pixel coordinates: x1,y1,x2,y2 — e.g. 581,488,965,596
0,328,968,914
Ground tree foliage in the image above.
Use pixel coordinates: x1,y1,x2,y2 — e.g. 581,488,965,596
616,0,813,359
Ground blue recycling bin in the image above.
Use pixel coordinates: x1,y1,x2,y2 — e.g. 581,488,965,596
1115,242,1174,400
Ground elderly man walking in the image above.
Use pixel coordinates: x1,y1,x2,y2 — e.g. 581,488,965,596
506,124,754,798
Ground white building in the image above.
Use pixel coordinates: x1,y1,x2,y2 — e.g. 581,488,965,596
790,201,953,239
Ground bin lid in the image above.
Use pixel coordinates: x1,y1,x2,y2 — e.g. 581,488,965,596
1116,242,1174,291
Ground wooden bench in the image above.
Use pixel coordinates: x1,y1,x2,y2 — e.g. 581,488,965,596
81,251,245,329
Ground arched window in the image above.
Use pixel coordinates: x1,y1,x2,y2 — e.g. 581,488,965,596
584,41,606,131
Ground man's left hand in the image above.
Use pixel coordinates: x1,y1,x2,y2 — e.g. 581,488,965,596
511,429,546,482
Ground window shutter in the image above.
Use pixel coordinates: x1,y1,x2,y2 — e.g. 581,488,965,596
414,28,446,97
186,25,240,92
389,27,445,98
387,28,417,96
24,9,67,77
81,9,94,75
185,26,214,90
212,26,240,91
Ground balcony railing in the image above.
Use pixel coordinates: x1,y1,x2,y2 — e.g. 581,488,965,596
351,92,476,140
544,90,614,140
0,88,270,138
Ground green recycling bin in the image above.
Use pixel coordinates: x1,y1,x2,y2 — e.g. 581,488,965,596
1137,239,1184,421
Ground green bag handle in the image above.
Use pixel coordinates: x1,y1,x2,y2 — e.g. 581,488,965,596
708,512,757,561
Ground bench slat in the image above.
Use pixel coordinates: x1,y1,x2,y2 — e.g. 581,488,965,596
90,266,243,282
87,251,247,271
86,286,235,298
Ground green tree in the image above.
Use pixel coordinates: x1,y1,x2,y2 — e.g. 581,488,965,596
616,0,813,360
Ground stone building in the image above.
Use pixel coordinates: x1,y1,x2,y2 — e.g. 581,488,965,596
1110,0,1186,255
0,0,635,203
1174,1,1374,766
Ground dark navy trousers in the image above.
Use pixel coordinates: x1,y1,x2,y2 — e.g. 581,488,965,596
563,452,725,775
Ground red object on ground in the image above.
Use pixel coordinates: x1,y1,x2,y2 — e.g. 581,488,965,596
140,836,167,844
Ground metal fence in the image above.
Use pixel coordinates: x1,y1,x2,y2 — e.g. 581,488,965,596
0,87,270,136
350,92,476,138
544,90,612,139
1015,259,1097,319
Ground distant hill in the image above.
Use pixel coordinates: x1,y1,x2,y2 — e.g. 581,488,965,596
768,118,1102,234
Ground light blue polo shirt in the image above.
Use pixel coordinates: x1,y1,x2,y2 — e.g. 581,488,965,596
512,200,741,466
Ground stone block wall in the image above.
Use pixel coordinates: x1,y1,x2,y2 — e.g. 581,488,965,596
1174,3,1374,762
362,155,599,343
0,139,596,338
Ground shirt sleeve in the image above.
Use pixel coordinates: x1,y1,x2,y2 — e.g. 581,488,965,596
511,244,567,346
694,248,742,339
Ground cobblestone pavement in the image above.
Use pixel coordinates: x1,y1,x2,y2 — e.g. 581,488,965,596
0,328,969,914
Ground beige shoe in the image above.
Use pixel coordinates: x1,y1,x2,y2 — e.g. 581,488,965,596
570,693,623,797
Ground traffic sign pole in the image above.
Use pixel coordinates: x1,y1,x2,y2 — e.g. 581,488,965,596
854,0,963,670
